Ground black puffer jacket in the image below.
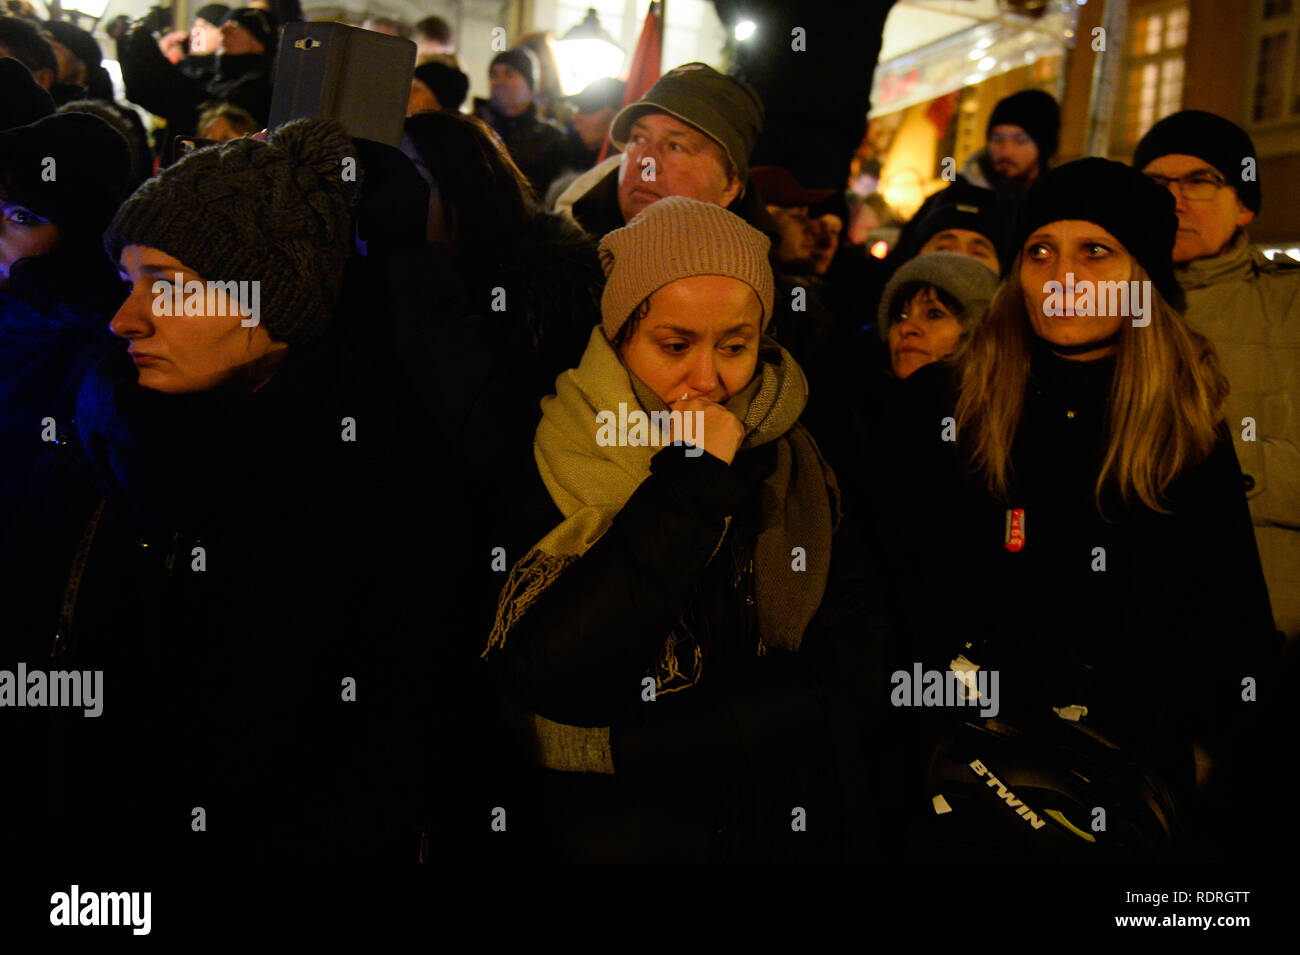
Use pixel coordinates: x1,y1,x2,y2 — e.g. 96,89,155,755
486,441,890,864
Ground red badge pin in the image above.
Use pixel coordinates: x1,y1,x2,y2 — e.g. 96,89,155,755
1005,508,1026,552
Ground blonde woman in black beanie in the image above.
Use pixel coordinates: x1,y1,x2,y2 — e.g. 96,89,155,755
877,158,1279,861
481,196,889,864
0,119,451,863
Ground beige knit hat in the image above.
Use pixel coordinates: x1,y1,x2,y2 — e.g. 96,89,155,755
598,196,774,341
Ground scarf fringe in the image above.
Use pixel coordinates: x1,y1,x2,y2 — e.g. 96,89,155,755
483,548,581,658
653,626,704,695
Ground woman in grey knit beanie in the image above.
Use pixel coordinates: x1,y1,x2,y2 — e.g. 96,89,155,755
482,196,888,863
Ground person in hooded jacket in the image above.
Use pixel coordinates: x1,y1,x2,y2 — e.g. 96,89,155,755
0,106,133,524
0,119,452,863
481,196,890,863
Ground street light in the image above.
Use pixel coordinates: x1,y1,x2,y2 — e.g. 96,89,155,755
734,20,757,41
553,7,626,97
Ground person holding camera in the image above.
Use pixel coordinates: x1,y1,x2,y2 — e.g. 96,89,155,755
113,5,277,161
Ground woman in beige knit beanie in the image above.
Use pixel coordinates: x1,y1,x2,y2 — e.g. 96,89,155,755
483,195,888,863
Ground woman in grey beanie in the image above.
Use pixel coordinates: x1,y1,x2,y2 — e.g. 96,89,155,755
481,196,890,863
878,251,998,379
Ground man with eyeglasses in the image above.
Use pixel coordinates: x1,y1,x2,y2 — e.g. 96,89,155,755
1135,109,1300,642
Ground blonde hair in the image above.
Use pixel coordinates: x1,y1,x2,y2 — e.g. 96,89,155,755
954,253,1227,514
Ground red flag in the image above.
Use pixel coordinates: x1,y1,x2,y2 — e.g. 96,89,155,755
925,91,960,136
598,1,662,163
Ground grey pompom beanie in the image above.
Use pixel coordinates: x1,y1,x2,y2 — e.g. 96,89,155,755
105,118,361,344
598,195,774,341
877,252,999,339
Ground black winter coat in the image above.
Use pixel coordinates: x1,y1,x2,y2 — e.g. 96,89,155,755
857,343,1280,854
476,102,568,198
0,333,467,863
487,442,890,864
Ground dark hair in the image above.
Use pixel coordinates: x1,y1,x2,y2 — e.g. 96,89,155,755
0,14,56,76
402,110,538,256
415,15,453,45
610,297,651,350
887,281,965,326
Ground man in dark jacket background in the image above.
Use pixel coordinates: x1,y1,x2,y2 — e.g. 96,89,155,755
474,46,567,197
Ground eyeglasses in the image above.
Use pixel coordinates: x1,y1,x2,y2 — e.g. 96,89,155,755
1145,172,1228,201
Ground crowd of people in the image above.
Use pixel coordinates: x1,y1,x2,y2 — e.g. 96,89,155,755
0,5,1296,865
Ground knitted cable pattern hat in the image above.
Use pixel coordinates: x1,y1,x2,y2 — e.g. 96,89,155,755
105,118,361,344
598,195,774,341
1014,157,1185,313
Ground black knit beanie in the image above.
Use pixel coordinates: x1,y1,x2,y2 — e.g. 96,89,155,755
0,112,131,241
987,89,1060,164
491,47,539,90
1132,109,1260,213
907,180,1014,267
195,3,232,25
222,7,279,57
413,60,469,111
43,20,103,69
0,56,55,131
1014,157,1185,312
105,118,361,344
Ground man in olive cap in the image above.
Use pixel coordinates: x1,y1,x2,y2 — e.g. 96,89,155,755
555,62,769,239
1134,109,1300,641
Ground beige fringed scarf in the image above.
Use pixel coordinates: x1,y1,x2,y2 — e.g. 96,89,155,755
485,325,841,772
